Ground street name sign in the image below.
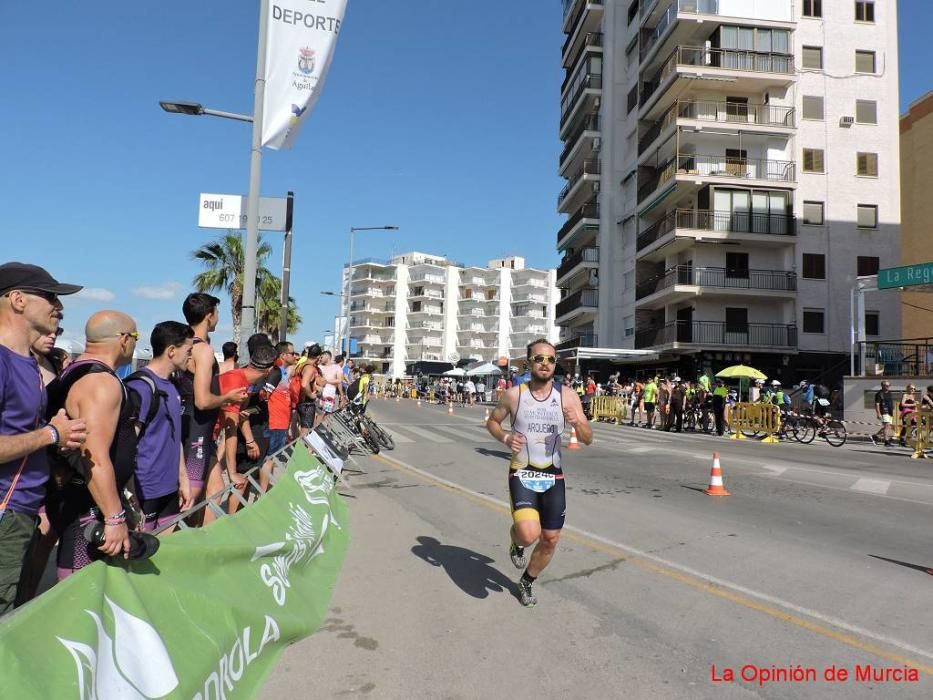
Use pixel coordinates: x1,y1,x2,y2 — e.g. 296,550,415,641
877,262,933,290
198,193,288,231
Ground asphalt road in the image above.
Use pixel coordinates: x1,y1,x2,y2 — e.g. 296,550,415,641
261,398,933,699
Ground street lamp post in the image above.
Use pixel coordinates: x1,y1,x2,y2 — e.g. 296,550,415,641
158,0,270,360
320,290,340,351
343,225,398,356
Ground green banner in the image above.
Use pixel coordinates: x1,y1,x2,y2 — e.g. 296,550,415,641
0,444,349,699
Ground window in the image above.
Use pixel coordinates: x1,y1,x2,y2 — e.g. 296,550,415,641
855,50,876,73
857,204,878,228
857,152,878,176
627,85,638,114
856,100,878,124
802,253,826,280
627,0,639,25
725,308,748,333
803,201,824,225
802,96,824,120
803,148,825,173
857,256,880,276
802,46,823,69
865,311,879,336
803,309,825,334
803,0,822,17
855,1,875,22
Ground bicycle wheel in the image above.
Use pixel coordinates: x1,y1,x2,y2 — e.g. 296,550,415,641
684,411,696,432
794,417,816,444
364,416,395,450
361,424,381,454
822,420,847,447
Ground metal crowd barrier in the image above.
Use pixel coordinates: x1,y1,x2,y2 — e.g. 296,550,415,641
591,396,625,424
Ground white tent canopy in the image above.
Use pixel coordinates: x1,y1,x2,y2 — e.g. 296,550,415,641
466,362,501,376
443,367,466,377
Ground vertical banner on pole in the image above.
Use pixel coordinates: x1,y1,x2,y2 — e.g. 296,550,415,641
262,0,349,150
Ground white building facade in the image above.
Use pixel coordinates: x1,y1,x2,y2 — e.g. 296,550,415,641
557,0,900,382
344,253,559,377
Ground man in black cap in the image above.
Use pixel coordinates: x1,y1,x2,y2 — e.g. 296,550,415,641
0,263,86,613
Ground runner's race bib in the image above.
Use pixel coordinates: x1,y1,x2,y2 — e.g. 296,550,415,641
817,398,830,407
515,469,556,493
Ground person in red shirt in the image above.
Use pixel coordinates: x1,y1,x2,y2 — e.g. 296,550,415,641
217,346,276,512
269,341,298,451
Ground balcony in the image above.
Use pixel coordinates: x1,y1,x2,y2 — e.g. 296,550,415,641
557,201,599,251
635,265,797,305
560,112,600,172
408,288,444,300
408,306,443,316
638,100,795,156
638,154,796,207
409,273,445,285
558,158,601,211
634,321,797,349
562,0,603,35
556,287,598,321
636,209,796,257
557,333,599,350
560,73,602,131
557,246,600,286
562,31,603,70
641,46,794,117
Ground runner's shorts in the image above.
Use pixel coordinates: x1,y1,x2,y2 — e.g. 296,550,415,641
508,467,566,531
184,428,216,489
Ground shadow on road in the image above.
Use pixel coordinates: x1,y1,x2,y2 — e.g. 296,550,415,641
868,554,933,576
410,536,518,600
475,447,512,460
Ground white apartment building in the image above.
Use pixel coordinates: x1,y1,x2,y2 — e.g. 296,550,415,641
343,253,559,377
557,0,900,383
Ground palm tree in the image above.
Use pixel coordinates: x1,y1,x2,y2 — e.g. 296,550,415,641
191,231,275,344
256,275,303,338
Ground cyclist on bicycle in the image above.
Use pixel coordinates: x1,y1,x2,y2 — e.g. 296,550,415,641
346,364,374,412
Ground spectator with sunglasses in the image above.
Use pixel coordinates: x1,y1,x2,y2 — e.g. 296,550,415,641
486,338,592,608
0,263,87,613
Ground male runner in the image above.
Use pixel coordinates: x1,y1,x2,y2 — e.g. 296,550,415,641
486,338,592,607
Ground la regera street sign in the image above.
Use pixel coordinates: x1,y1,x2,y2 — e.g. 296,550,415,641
877,262,933,290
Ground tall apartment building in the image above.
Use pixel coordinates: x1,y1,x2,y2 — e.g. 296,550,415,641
899,91,933,340
344,253,559,377
557,0,900,382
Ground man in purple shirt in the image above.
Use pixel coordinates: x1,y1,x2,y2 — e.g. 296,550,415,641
125,321,195,533
0,262,86,614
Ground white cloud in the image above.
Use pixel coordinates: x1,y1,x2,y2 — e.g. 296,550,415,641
75,287,115,302
132,282,183,300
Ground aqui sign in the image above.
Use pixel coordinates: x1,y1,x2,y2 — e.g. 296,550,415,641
877,262,933,290
198,193,288,231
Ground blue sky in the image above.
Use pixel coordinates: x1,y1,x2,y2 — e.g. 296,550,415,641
1,1,931,349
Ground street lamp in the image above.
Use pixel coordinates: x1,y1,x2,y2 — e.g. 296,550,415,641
343,225,399,355
158,0,270,361
320,291,341,351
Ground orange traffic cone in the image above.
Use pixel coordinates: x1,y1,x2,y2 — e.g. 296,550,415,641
567,426,580,449
447,402,454,416
704,452,730,496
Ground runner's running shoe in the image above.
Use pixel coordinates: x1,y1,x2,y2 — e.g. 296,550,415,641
509,542,526,569
517,578,537,608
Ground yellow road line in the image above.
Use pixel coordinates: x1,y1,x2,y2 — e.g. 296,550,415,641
370,452,933,676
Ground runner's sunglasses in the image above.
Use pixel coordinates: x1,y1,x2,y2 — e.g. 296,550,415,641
529,354,556,365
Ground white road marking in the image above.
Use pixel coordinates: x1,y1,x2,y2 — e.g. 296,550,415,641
761,465,788,477
375,451,933,666
394,425,452,443
851,478,891,495
433,425,488,441
387,431,414,443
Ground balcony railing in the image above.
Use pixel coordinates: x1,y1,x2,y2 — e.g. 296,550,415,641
639,154,795,203
556,287,599,318
557,201,600,246
637,157,677,203
560,74,603,127
562,30,603,65
563,0,603,29
560,112,601,167
557,333,599,350
641,46,794,106
636,209,796,251
639,100,795,155
636,265,797,300
557,246,600,281
558,159,601,207
635,321,797,348
640,1,720,61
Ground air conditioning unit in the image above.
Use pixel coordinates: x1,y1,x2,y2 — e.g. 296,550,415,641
839,116,854,128
592,137,602,150
593,180,601,193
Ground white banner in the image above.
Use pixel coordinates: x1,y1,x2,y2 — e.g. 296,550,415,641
261,0,348,150
198,193,288,231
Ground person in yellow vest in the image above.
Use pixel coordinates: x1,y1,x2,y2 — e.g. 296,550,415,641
712,379,729,436
642,377,658,429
